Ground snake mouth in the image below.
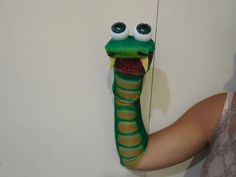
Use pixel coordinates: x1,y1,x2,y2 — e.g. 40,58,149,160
115,59,145,76
111,53,153,76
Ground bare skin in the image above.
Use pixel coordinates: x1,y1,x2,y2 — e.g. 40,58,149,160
134,92,236,170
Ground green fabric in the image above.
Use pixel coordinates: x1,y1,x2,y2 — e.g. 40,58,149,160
113,70,148,168
105,32,155,168
105,36,155,58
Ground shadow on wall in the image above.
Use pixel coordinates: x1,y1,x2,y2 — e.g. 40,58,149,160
224,53,236,92
150,56,236,112
150,67,171,114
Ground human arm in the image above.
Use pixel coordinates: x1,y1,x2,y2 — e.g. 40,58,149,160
113,69,227,170
104,22,229,170
134,93,227,170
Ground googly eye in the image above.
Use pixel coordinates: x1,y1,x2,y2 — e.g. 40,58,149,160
134,23,152,42
111,22,129,40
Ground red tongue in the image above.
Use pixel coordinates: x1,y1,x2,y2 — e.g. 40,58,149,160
114,58,145,76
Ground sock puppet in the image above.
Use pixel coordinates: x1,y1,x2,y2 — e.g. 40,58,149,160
105,22,155,168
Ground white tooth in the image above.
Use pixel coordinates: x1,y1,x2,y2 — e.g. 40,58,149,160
140,57,149,72
110,57,116,68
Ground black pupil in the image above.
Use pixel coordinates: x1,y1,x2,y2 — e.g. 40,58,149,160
111,22,126,34
136,23,151,34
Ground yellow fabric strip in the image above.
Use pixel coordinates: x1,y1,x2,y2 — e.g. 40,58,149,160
110,57,116,68
140,57,149,72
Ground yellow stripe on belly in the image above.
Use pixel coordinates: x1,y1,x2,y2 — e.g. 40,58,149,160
118,134,142,147
117,110,136,120
118,145,143,158
116,75,142,90
116,88,140,101
118,121,137,134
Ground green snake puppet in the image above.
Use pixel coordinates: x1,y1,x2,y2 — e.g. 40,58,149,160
105,22,155,168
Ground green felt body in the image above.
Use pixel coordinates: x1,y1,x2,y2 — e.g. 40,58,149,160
113,70,148,168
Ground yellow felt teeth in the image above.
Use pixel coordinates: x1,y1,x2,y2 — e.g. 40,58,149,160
140,57,149,72
110,57,116,68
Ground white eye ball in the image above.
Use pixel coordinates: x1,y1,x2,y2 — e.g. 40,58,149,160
134,23,152,42
111,22,129,40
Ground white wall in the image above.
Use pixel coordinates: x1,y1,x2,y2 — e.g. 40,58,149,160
0,0,236,177
147,0,236,177
0,0,157,177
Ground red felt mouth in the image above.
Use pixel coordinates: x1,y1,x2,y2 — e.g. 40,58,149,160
114,54,153,76
114,59,145,76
